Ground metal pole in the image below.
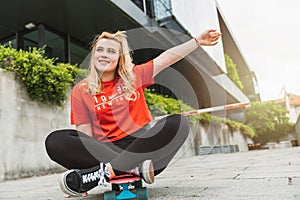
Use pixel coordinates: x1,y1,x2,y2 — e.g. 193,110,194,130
37,24,45,48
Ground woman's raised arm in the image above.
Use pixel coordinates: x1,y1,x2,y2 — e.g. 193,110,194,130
153,29,221,77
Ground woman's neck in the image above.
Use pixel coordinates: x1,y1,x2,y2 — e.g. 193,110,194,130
100,71,116,82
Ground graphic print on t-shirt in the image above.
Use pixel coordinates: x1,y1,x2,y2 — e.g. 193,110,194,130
94,84,140,111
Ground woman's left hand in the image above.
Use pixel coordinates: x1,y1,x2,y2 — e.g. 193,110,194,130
196,29,222,46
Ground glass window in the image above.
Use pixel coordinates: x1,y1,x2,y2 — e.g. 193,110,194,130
1,38,17,48
23,30,39,51
154,0,172,20
44,30,65,63
70,41,89,66
1,24,90,65
21,28,66,63
131,0,144,11
130,0,155,17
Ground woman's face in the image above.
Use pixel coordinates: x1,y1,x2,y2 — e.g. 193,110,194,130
93,38,121,77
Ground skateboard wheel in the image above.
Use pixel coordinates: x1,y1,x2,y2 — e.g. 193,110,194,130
136,187,148,200
104,190,116,200
134,180,143,188
112,183,121,191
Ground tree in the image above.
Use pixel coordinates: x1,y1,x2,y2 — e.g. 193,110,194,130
245,101,294,144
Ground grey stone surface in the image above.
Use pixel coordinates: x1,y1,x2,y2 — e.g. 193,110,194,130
1,147,299,200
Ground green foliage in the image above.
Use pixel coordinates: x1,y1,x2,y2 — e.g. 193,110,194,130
145,89,255,137
225,54,243,90
240,124,256,138
144,89,198,124
144,89,180,115
225,119,241,131
0,45,78,106
245,101,295,144
197,112,212,126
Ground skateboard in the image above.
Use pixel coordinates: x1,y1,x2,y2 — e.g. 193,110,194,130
103,174,148,200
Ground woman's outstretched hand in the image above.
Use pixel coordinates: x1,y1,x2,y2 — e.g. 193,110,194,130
196,29,222,46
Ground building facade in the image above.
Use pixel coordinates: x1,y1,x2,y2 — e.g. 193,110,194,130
0,0,259,119
273,93,300,123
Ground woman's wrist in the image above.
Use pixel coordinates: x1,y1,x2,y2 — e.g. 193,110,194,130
193,37,201,47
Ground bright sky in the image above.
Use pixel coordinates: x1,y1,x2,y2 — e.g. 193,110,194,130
217,0,300,101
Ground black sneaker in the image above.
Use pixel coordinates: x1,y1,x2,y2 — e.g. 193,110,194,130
130,160,155,184
59,163,111,196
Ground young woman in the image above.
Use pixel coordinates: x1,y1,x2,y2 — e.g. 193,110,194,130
45,29,221,197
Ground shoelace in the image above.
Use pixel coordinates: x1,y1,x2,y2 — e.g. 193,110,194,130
97,163,111,186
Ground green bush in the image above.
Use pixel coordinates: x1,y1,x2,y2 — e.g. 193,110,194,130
144,89,199,124
145,89,255,138
0,45,78,106
240,124,256,138
225,54,243,90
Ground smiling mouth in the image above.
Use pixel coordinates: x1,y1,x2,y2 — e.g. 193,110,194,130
99,60,110,65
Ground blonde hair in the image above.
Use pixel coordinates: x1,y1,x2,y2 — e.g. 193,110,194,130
86,31,135,98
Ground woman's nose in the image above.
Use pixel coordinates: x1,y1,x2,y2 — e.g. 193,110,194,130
99,51,108,58
100,54,108,58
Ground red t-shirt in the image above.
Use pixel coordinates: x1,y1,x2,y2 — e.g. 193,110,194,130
70,60,154,142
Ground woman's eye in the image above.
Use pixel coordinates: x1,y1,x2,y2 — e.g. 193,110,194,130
108,49,116,54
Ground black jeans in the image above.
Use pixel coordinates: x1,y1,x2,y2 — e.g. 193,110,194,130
45,114,189,176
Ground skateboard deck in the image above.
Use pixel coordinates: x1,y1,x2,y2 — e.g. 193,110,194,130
104,174,148,200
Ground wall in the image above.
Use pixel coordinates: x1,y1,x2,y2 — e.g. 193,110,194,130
0,69,73,181
0,69,251,181
176,122,252,159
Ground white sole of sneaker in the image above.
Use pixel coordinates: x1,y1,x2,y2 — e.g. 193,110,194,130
59,170,84,197
141,160,155,184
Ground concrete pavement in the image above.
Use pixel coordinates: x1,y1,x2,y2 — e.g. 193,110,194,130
1,147,300,200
